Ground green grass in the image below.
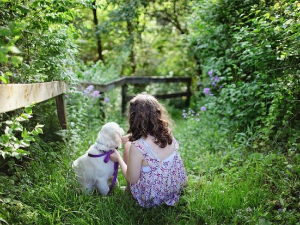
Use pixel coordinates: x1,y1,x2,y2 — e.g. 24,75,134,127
1,105,300,224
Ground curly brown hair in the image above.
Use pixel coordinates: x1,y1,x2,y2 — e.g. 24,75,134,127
127,93,174,148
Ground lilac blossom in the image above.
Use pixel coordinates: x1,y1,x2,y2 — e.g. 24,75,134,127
203,88,211,95
91,90,100,100
182,110,187,119
104,97,110,103
84,85,94,95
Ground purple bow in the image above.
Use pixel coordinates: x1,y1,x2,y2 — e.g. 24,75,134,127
88,150,119,194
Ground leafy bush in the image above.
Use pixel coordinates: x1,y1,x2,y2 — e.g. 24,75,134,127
188,0,300,149
0,0,79,84
0,106,43,159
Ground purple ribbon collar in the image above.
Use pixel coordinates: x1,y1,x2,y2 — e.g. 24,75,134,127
88,150,119,194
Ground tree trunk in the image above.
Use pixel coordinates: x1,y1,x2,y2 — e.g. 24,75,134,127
127,20,136,75
92,0,104,63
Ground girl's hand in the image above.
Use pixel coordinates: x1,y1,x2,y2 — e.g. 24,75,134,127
110,150,121,162
121,135,130,143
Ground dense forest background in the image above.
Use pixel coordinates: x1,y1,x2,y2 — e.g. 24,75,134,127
1,0,300,224
1,0,300,149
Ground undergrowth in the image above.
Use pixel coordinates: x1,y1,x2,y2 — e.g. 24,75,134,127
0,102,300,225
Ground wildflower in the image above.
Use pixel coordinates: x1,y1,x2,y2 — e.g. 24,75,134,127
65,95,69,99
208,70,213,77
196,113,199,116
219,85,223,89
104,97,110,103
212,82,216,86
201,106,206,111
214,76,220,82
196,118,200,121
203,88,211,95
91,90,100,100
84,85,94,95
245,207,252,212
182,112,187,119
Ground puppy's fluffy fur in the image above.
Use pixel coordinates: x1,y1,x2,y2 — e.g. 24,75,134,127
72,122,124,195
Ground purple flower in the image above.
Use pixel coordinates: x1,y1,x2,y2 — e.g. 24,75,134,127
84,85,94,95
201,106,206,111
196,118,200,121
214,76,220,82
104,97,110,103
182,112,187,119
91,90,100,99
212,82,216,86
65,95,69,99
203,88,211,95
219,85,223,89
208,70,213,77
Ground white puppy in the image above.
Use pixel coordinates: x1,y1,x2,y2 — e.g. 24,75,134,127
72,122,124,195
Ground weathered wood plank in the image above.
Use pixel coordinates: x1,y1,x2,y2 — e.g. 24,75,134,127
78,77,127,92
55,95,68,129
122,84,128,114
125,76,191,84
0,81,66,113
125,91,192,102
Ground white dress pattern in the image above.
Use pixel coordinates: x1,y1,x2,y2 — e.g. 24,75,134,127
130,137,187,208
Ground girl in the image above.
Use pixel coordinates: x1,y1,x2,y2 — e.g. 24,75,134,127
110,93,187,208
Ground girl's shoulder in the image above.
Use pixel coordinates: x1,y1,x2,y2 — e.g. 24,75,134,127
132,139,147,154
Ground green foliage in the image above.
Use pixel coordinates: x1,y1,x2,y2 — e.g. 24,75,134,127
0,106,43,159
0,0,79,84
176,108,300,224
75,0,195,77
188,0,300,149
60,84,109,150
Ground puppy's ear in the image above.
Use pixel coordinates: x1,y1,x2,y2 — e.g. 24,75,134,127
111,128,124,148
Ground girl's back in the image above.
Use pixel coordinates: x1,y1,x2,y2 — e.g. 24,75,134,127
130,136,187,208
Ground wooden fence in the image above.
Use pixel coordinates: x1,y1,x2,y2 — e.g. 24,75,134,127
0,81,68,129
0,76,191,129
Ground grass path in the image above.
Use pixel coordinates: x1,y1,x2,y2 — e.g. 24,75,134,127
1,112,299,224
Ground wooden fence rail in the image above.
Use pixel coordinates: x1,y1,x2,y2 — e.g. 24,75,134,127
0,76,191,129
0,81,68,129
121,76,191,113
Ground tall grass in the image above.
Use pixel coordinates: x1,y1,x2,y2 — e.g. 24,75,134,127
1,101,299,224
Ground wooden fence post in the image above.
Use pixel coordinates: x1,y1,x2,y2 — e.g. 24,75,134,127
121,84,127,114
186,78,192,107
55,94,68,129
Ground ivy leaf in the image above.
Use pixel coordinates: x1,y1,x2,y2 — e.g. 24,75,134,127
1,134,10,143
8,46,21,54
11,56,23,66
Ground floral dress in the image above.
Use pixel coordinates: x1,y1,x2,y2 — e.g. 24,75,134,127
130,137,187,208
